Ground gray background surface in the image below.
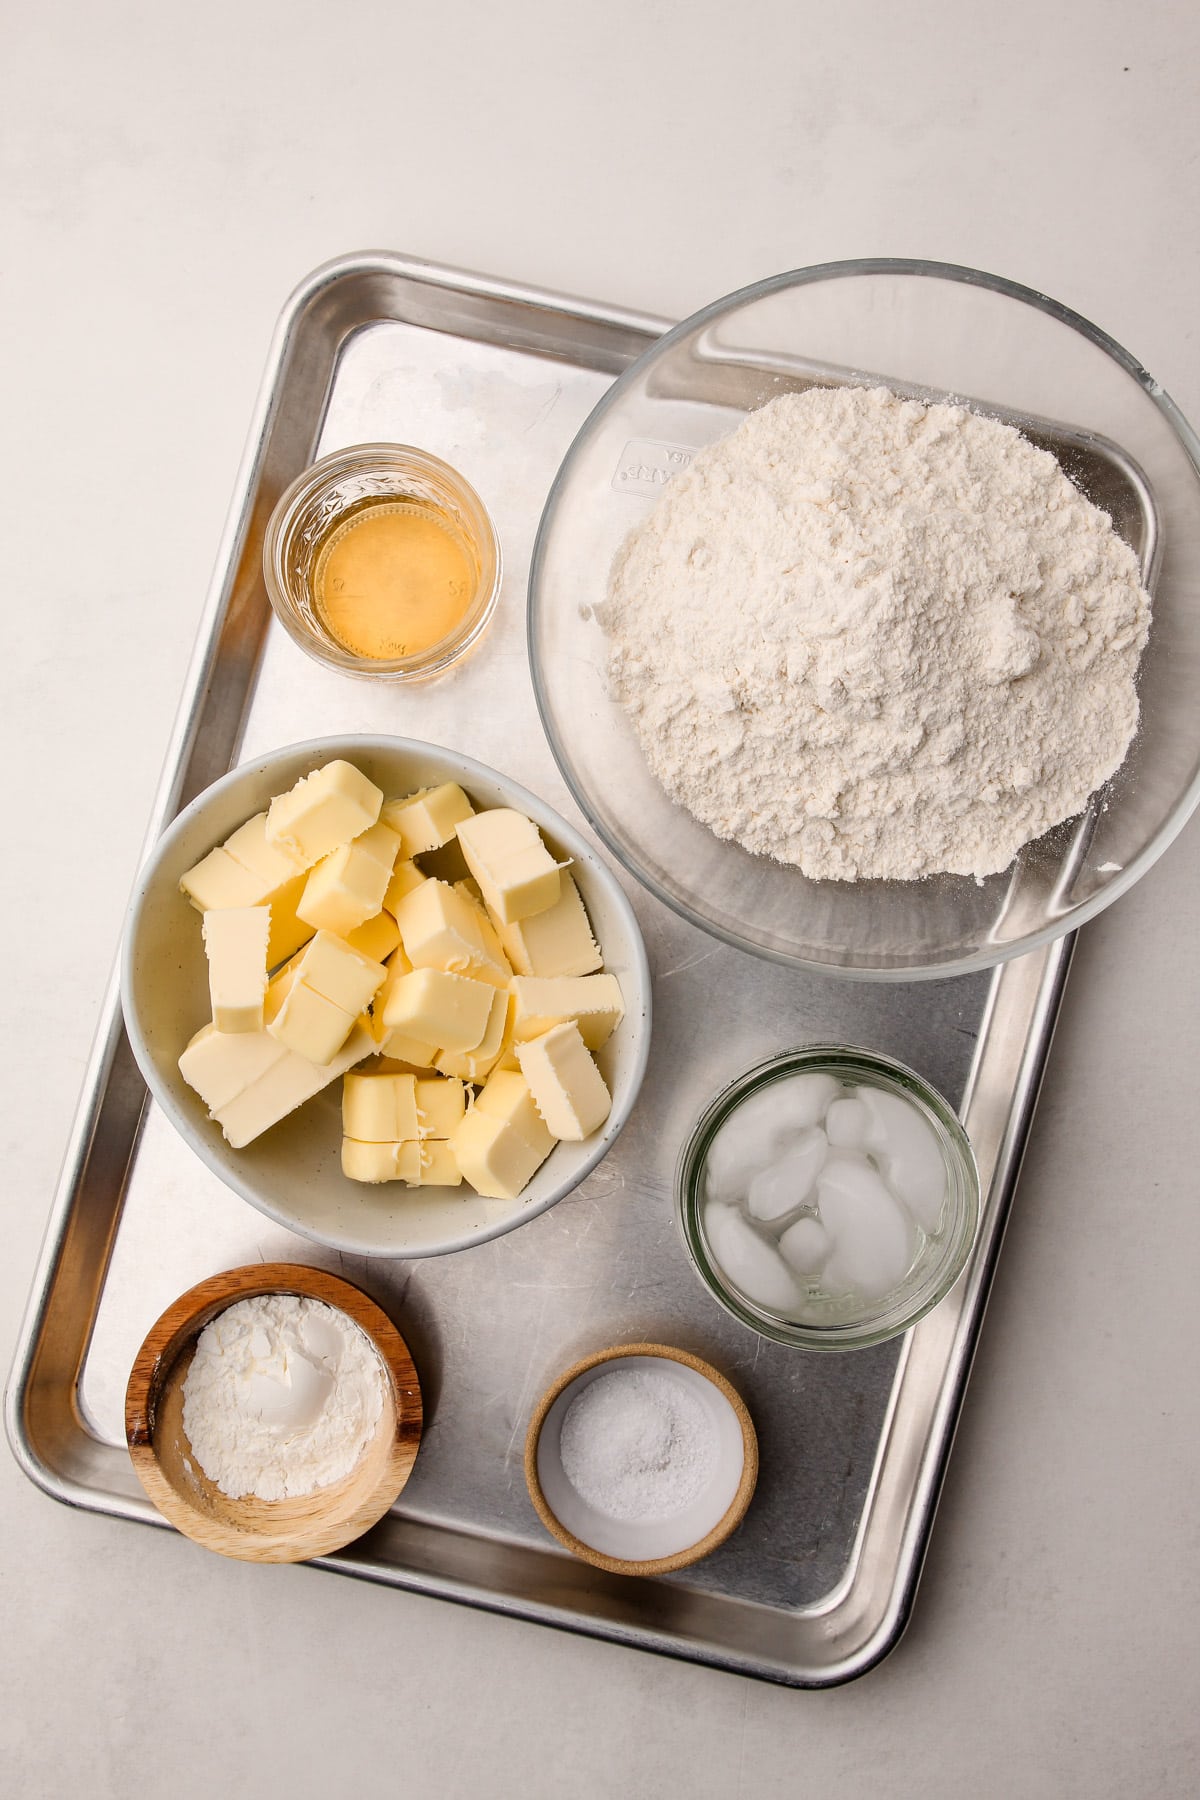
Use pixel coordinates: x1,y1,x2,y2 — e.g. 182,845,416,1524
3,3,1198,1794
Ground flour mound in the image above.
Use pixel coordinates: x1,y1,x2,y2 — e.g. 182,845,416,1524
601,386,1151,881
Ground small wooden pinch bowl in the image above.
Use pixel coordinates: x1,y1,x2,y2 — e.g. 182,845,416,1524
125,1262,422,1564
524,1342,758,1577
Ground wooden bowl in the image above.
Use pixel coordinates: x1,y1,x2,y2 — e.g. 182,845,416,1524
524,1342,758,1576
125,1263,422,1563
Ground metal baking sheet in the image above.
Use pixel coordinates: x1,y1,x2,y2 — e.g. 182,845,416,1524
8,252,1085,1686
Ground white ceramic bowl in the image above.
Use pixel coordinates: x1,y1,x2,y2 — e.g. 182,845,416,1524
120,736,651,1258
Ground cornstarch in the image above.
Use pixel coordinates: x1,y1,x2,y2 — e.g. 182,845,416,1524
601,386,1151,880
558,1365,717,1521
181,1293,385,1502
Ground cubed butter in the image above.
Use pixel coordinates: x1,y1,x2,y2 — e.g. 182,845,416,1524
509,973,624,1050
382,858,428,916
415,1076,467,1139
180,846,264,912
266,759,383,862
414,1140,462,1187
297,820,402,937
516,1022,611,1141
381,967,495,1052
382,782,475,857
473,1069,557,1160
393,878,511,988
201,905,271,1033
455,809,565,925
180,1017,374,1148
180,812,315,969
341,1137,423,1185
293,929,387,1016
373,1029,439,1068
433,985,511,1082
496,872,602,979
268,978,360,1066
223,811,312,885
451,1107,555,1201
342,1070,419,1143
344,910,401,965
179,1022,287,1113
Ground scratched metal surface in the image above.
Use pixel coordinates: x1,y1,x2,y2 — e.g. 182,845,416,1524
12,259,1074,1683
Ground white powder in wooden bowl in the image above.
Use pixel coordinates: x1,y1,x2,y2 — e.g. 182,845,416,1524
602,386,1151,881
181,1293,385,1502
558,1365,718,1521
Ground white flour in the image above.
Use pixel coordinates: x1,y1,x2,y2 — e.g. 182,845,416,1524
182,1293,385,1501
602,386,1151,880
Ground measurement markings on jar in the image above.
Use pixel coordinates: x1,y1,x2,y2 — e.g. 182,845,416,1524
612,440,695,496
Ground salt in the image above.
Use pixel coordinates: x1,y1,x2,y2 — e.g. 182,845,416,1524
558,1366,718,1522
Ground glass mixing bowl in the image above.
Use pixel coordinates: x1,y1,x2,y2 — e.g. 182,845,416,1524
528,261,1200,978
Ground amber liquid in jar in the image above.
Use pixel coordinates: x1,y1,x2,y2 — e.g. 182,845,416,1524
311,498,477,661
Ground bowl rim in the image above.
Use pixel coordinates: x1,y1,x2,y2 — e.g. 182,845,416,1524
119,733,652,1259
124,1260,423,1562
527,255,1200,981
674,1044,981,1351
523,1341,759,1575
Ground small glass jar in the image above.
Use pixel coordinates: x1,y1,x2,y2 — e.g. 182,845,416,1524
676,1046,980,1351
262,443,502,681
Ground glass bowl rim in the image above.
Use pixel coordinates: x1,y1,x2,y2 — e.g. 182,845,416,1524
264,440,503,681
527,256,1200,981
674,1043,981,1351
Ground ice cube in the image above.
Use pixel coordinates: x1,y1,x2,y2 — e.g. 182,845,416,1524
746,1127,827,1221
766,1072,842,1132
815,1159,914,1299
703,1093,785,1203
859,1085,948,1231
779,1212,833,1276
825,1096,870,1149
703,1201,804,1316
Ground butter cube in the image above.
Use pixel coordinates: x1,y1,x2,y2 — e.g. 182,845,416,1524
369,948,438,1065
344,910,401,965
342,1070,419,1143
495,871,601,979
180,1017,374,1148
434,985,511,1082
414,1140,462,1187
516,1022,611,1141
298,820,402,936
452,1108,556,1201
455,810,564,925
382,858,428,917
180,847,265,912
341,1137,423,1185
474,1069,557,1159
382,782,475,857
266,760,383,862
415,1077,467,1139
373,1030,440,1069
294,929,387,1015
179,1023,287,1113
267,932,385,1064
381,967,495,1052
509,974,625,1050
201,905,271,1033
268,978,360,1066
223,811,313,884
394,879,511,988
180,813,315,969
